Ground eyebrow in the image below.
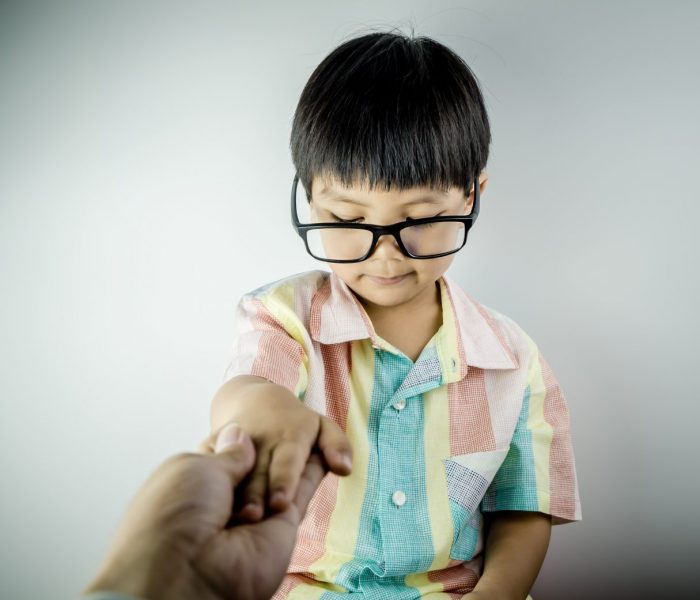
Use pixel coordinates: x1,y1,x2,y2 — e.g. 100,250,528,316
317,188,448,207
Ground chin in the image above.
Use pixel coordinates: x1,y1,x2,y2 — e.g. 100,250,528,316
356,286,414,308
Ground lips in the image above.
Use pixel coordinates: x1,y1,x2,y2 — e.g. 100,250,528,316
366,273,411,285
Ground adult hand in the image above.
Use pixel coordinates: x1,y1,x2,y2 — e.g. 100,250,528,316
84,423,326,600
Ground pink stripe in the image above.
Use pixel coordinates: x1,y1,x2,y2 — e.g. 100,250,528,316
471,299,519,366
445,284,470,379
249,297,303,393
308,277,330,341
426,563,480,594
321,342,352,432
449,368,497,455
541,354,579,521
286,341,350,573
287,474,340,572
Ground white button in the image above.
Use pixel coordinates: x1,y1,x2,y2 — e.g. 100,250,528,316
393,399,406,411
392,490,407,507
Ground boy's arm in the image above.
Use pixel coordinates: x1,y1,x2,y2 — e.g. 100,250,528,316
207,374,353,521
466,511,551,600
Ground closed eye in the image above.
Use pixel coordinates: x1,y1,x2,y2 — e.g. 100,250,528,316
406,212,444,223
329,213,363,224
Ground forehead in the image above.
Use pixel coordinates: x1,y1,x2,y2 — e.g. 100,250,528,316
311,175,462,207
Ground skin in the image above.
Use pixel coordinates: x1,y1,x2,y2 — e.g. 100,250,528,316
466,511,552,600
208,172,484,518
308,171,485,360
207,376,353,522
84,424,327,600
210,170,553,597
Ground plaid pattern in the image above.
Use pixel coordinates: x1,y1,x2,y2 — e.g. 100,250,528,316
445,460,489,515
223,270,581,598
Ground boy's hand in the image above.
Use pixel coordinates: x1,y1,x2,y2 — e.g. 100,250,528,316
85,424,327,600
202,376,352,522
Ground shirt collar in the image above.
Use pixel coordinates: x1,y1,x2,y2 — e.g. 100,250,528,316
309,271,375,345
309,271,519,379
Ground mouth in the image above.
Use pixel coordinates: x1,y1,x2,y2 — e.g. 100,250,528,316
366,273,411,285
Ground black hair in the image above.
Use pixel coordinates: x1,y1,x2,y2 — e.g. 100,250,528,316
290,29,491,199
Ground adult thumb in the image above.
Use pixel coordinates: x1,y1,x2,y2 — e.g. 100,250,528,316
212,422,256,482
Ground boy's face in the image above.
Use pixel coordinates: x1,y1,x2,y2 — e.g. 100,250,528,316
309,173,487,313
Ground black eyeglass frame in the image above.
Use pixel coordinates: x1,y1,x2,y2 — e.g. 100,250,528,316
290,173,481,263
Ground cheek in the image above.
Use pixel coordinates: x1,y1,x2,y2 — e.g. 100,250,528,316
416,255,454,278
329,263,360,283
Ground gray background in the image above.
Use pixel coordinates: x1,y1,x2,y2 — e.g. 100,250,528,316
1,1,698,598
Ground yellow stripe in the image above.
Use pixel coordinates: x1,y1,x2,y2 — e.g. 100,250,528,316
295,360,308,398
286,583,329,600
525,337,553,513
422,384,454,572
435,278,461,383
261,283,306,344
285,577,346,598
261,283,309,396
307,339,374,582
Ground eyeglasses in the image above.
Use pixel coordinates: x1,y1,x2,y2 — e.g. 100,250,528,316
290,173,480,263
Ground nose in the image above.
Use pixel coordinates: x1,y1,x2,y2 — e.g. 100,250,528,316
369,232,404,260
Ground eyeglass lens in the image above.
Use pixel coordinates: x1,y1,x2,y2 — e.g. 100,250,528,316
305,222,466,261
295,177,468,261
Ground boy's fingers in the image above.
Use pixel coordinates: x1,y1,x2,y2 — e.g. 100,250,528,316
238,447,272,522
268,440,311,512
196,434,215,455
317,415,353,476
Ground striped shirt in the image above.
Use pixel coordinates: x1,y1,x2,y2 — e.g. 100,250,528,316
223,269,581,599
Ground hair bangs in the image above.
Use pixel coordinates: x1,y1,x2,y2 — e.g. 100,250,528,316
290,31,491,198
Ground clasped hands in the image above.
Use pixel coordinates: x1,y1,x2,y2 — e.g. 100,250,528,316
85,389,353,600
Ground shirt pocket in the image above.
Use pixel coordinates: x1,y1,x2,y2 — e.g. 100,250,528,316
443,447,510,561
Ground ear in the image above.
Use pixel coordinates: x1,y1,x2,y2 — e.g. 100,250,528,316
464,171,488,212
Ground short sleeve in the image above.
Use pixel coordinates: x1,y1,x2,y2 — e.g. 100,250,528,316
481,349,582,524
222,292,309,399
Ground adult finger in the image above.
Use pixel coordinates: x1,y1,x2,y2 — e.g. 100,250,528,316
291,453,327,520
317,415,353,476
237,445,273,522
200,417,244,455
267,439,312,512
209,423,257,482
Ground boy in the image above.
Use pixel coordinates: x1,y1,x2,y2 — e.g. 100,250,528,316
207,31,581,599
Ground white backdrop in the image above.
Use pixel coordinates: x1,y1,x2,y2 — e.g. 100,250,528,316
1,1,698,598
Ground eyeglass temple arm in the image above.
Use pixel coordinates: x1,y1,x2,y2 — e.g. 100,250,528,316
470,173,481,219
